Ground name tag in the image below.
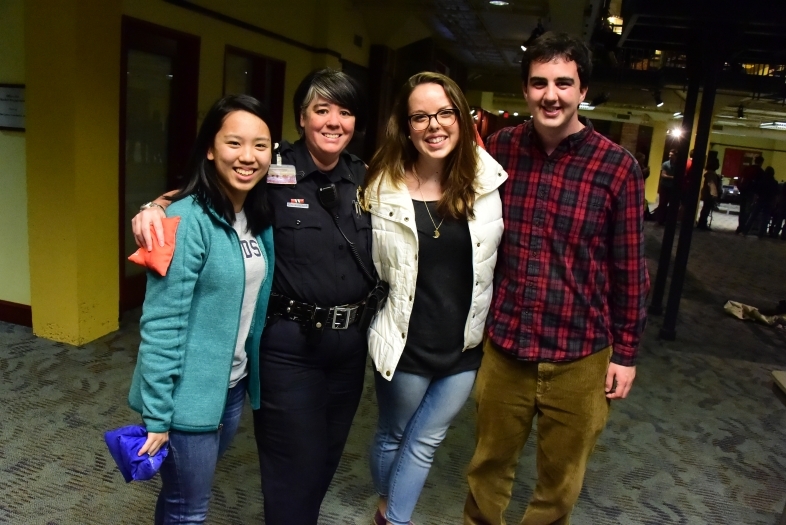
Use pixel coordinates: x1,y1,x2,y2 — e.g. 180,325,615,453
268,164,297,185
286,199,309,209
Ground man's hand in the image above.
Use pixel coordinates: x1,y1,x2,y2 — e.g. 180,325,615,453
138,431,169,457
605,363,636,399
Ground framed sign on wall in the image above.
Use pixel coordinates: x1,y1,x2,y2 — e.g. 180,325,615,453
0,84,25,131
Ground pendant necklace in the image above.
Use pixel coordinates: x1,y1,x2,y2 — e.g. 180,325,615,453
413,164,444,239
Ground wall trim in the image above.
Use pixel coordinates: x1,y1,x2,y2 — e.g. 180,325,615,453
0,299,32,327
163,0,343,59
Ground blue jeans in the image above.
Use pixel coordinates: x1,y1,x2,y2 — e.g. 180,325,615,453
370,369,477,525
154,378,247,524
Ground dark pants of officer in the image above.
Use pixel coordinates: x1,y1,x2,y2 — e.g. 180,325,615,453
253,317,367,525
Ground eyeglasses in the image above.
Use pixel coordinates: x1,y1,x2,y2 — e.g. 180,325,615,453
407,109,458,131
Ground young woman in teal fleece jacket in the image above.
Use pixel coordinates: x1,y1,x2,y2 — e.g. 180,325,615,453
126,94,275,524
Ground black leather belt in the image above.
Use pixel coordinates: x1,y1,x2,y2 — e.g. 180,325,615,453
269,293,364,330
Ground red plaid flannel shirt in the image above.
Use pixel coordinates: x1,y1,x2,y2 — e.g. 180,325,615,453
487,119,649,366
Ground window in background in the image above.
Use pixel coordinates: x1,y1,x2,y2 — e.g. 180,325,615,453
224,47,285,142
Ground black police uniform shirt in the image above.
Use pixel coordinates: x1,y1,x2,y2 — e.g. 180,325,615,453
269,139,372,307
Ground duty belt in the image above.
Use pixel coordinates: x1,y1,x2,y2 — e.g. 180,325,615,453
269,292,364,330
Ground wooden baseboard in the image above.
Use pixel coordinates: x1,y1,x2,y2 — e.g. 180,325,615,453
0,299,32,327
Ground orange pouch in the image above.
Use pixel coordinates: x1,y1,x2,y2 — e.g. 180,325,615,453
128,216,181,276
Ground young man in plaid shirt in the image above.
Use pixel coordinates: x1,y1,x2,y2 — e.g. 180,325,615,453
464,32,649,525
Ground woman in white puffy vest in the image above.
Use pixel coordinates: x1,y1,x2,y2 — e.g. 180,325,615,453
363,72,507,525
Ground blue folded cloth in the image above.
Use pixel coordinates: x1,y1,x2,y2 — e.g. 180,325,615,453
104,425,169,482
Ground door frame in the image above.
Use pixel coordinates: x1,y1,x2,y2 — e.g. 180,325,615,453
119,16,200,311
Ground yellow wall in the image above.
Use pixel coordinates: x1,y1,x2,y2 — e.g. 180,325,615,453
26,0,121,343
123,0,371,141
0,0,30,306
772,150,786,181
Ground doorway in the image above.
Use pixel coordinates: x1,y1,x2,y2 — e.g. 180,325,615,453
119,17,200,311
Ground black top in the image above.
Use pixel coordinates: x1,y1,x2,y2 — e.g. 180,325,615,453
395,199,482,377
268,139,373,306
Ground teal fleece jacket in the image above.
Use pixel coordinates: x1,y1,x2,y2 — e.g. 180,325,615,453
128,196,274,433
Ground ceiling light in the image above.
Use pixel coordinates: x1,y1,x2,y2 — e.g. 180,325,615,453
489,0,509,5
737,104,744,118
579,102,595,111
653,91,664,107
521,44,527,51
513,112,519,116
760,121,786,130
673,111,683,118
470,108,476,115
498,110,504,114
670,127,683,137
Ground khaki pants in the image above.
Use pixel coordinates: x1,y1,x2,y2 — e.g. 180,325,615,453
464,341,612,525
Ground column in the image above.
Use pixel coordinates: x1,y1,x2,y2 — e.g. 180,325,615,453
25,0,122,344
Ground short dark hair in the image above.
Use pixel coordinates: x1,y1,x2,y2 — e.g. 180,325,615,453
293,68,367,134
170,94,273,236
754,156,764,165
520,32,592,89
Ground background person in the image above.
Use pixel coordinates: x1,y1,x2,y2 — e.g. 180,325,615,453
363,72,506,525
635,151,653,221
132,69,371,525
654,148,677,225
736,155,764,233
697,157,721,230
127,94,275,524
768,182,786,239
463,32,648,525
742,165,779,237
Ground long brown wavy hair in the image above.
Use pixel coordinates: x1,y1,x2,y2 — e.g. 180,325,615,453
364,72,478,220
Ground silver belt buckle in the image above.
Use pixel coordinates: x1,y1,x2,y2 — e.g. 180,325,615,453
330,306,353,329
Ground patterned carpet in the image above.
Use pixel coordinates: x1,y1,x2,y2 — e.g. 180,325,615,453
1,219,786,524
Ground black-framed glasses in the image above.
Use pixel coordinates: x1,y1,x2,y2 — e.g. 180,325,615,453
407,108,458,131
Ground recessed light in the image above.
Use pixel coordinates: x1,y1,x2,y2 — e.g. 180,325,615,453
498,110,504,114
513,112,519,116
489,0,509,5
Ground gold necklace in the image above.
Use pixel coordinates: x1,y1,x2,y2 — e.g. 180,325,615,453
413,165,444,238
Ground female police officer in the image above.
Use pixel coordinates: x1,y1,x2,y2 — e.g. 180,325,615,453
131,69,371,525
